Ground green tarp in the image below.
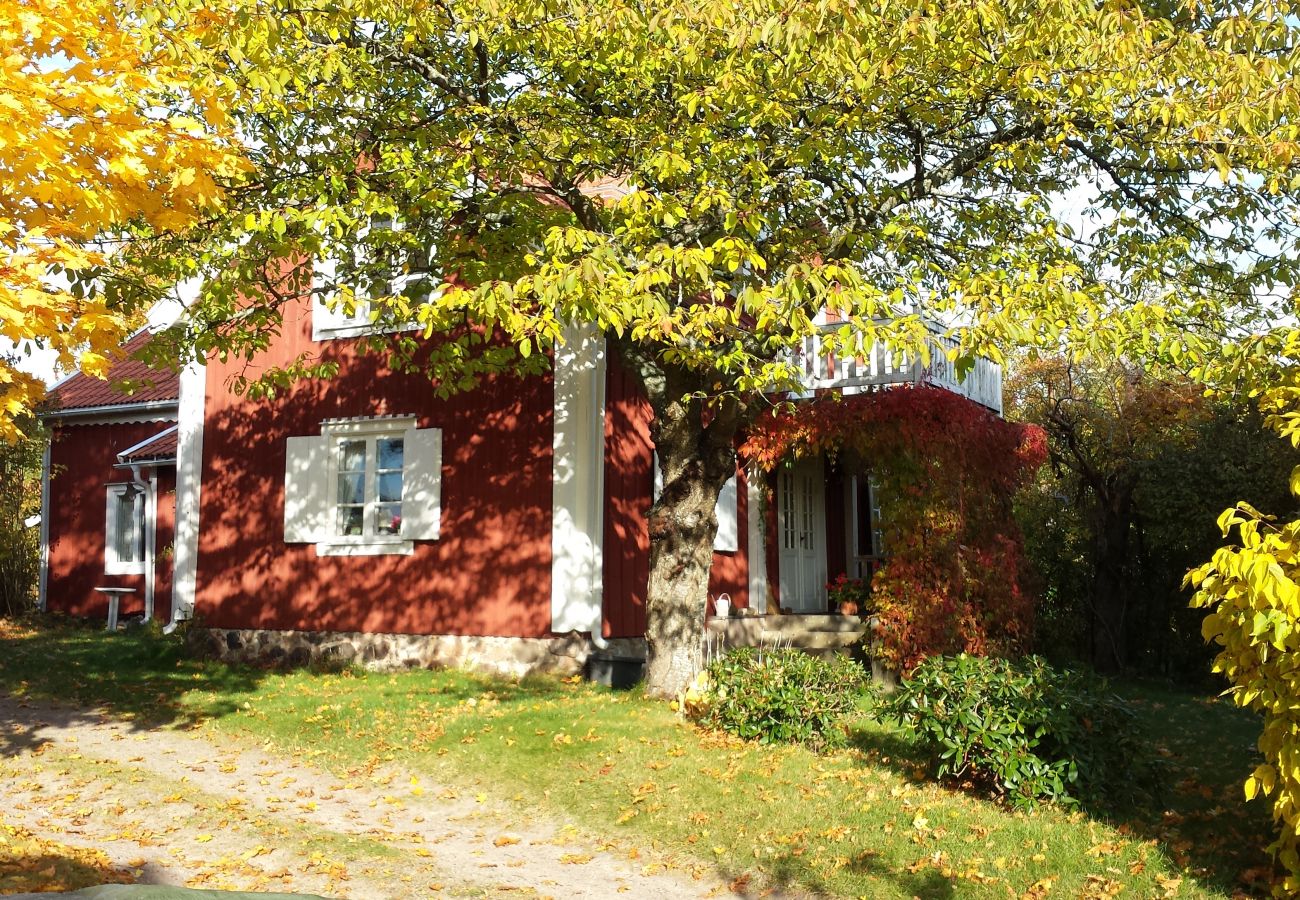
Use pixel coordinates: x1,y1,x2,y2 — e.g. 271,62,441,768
15,887,331,899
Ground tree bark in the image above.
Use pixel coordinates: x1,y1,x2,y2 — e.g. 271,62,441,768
1089,482,1134,675
634,357,745,698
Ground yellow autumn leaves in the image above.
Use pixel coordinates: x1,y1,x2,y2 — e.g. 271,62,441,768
1188,485,1300,894
0,0,246,438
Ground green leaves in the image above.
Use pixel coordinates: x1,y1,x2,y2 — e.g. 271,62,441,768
1190,499,1300,891
889,654,1151,811
686,648,869,752
119,0,1300,405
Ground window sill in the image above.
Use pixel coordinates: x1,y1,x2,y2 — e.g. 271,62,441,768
315,539,414,557
105,562,146,576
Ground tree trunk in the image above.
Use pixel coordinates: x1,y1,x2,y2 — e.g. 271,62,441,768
1090,483,1134,674
638,361,744,698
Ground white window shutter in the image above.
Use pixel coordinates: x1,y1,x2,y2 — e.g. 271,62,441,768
104,490,117,567
714,473,738,552
284,435,329,542
403,427,442,540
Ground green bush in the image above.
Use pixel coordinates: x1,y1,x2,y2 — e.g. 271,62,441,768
0,416,43,618
887,654,1145,809
690,648,868,751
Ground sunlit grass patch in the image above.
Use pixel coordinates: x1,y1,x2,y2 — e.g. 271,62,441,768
0,619,1277,897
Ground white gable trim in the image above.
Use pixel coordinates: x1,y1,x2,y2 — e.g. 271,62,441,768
170,359,206,625
550,322,607,639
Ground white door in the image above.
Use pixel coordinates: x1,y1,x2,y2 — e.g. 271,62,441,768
777,456,827,613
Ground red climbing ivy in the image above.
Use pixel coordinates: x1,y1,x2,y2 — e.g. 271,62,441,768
741,386,1048,673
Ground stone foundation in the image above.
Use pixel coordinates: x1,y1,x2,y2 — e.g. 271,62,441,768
198,627,647,679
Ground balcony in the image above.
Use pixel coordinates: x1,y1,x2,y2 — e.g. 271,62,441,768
792,321,1004,415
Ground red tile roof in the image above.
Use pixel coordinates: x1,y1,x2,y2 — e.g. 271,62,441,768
46,330,180,412
118,426,179,463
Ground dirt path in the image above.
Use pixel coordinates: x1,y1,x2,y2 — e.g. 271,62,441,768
0,694,756,899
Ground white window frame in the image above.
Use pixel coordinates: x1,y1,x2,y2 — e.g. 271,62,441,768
312,216,441,341
319,416,417,556
104,483,147,576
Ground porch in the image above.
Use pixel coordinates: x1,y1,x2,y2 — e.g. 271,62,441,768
705,612,868,657
792,320,1003,414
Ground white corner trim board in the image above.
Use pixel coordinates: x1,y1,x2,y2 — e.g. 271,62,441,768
170,359,207,625
550,322,608,642
37,441,50,612
746,470,768,614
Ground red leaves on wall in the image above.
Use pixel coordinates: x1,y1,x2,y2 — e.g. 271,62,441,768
741,386,1048,673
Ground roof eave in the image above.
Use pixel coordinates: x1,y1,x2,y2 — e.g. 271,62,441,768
39,399,180,421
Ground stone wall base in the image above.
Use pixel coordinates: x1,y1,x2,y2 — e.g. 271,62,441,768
198,627,647,679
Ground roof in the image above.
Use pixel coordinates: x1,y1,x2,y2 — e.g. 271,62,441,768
45,330,180,413
117,425,179,465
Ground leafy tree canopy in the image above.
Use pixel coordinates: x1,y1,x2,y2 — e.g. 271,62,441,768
115,0,1300,389
0,0,246,438
103,0,1300,695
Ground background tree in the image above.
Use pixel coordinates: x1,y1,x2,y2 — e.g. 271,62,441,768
1012,355,1297,677
114,0,1300,696
0,0,246,438
0,412,45,617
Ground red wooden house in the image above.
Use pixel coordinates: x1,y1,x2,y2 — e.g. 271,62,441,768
38,293,1003,675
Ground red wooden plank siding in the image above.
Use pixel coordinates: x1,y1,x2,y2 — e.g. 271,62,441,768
709,465,749,611
46,421,161,618
194,295,555,638
601,350,652,638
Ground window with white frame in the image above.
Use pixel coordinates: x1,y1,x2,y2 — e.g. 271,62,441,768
284,416,442,556
312,216,439,341
334,432,405,539
105,483,146,575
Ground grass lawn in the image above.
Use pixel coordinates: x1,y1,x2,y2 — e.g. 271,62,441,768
0,618,1278,898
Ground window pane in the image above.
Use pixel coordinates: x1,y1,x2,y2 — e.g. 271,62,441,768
337,505,364,536
338,439,365,472
375,504,402,535
113,493,138,562
377,438,404,471
855,478,873,557
377,472,403,503
337,473,364,505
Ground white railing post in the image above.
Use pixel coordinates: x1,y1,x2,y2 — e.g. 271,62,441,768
794,318,1003,415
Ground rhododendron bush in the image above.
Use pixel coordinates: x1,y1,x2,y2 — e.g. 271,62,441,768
742,386,1047,672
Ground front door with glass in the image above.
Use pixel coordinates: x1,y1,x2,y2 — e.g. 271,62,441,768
777,456,827,613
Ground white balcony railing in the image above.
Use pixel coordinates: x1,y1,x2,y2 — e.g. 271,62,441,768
792,322,1004,415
